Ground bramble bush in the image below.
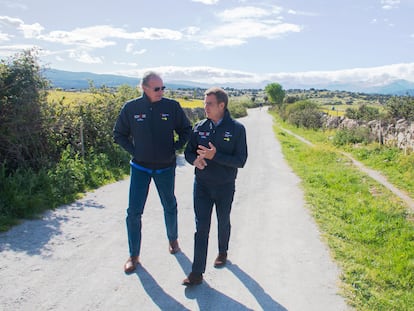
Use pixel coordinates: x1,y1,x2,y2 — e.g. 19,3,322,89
0,51,134,230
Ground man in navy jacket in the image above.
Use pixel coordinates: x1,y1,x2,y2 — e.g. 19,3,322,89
114,71,191,274
183,87,248,285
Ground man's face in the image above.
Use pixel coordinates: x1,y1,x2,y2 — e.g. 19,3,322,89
204,94,225,122
143,77,165,103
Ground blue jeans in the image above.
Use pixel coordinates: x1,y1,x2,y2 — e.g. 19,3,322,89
126,165,177,257
192,179,235,274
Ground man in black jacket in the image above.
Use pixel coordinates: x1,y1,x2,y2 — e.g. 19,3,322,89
113,71,191,274
183,87,248,285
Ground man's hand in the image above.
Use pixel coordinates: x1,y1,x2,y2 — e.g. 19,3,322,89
193,156,207,170
197,142,216,160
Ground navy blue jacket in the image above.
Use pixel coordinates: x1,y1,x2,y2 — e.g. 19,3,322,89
113,93,191,169
184,110,247,185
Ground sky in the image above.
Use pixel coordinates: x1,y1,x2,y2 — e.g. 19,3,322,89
1,0,414,87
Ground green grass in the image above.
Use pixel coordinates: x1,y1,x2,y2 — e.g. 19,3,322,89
346,145,414,198
270,111,414,310
272,111,414,199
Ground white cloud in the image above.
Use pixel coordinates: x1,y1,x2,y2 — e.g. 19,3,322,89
197,5,301,48
0,31,12,41
200,20,301,47
287,9,318,16
191,0,219,4
268,63,414,86
0,16,44,38
217,6,274,20
69,50,103,64
37,25,182,48
381,0,400,10
0,44,38,54
1,1,28,10
40,28,115,48
0,15,24,27
115,63,414,86
125,43,146,55
183,26,200,36
113,61,139,67
19,22,44,38
137,27,182,40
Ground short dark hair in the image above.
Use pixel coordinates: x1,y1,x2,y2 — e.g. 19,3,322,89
141,71,161,87
204,87,228,109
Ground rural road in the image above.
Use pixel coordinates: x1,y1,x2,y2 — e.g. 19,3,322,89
0,108,350,311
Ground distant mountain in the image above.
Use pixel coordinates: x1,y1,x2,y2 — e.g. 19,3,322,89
44,68,414,95
44,69,140,89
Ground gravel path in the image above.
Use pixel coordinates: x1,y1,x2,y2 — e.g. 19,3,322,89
0,107,350,311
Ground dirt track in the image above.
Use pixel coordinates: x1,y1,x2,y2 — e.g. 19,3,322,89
0,107,350,310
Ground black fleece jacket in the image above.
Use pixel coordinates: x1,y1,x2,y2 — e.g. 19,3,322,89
184,110,248,185
113,93,191,169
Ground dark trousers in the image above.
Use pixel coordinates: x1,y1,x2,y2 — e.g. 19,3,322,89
192,179,235,274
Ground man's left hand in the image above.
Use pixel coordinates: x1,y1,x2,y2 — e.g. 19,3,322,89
197,142,216,160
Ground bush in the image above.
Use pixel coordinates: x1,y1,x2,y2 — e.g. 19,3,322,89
227,97,247,118
0,49,51,171
386,97,414,121
345,104,380,121
285,100,323,129
333,127,372,146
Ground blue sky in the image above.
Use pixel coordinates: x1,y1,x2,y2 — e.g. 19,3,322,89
1,0,414,87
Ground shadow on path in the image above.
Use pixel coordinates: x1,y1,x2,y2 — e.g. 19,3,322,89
226,260,287,311
135,265,190,311
0,199,105,255
174,252,286,310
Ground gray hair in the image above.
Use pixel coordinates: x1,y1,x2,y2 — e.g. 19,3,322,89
140,71,161,87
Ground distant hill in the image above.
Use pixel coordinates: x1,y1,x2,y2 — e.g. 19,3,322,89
44,69,140,89
43,69,196,90
44,68,414,95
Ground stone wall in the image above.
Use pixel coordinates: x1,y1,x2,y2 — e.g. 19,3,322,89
323,115,414,152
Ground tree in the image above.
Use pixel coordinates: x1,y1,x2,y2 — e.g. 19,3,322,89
264,83,285,106
0,49,50,171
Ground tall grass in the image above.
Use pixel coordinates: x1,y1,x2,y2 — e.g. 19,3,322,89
0,145,129,231
271,111,414,310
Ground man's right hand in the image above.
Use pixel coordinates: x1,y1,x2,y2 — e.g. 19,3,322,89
193,156,207,170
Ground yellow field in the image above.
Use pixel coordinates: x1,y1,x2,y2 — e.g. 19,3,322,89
48,90,203,108
320,106,346,117
177,98,204,108
47,90,104,104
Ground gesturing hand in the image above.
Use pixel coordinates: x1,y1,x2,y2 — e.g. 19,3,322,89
197,142,216,160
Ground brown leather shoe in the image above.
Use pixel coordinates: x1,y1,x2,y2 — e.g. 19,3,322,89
124,256,139,274
182,272,203,286
169,240,180,254
214,252,227,268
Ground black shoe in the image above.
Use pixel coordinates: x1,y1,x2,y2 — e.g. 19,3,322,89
214,252,227,268
182,272,203,286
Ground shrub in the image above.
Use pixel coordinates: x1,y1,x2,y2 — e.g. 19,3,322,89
228,100,248,118
285,100,323,129
386,97,414,121
333,127,372,146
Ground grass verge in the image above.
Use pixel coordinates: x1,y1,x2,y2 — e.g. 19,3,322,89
270,111,414,310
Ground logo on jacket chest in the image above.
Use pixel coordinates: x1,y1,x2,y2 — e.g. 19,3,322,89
198,131,211,139
134,114,147,122
223,131,232,142
160,113,169,121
